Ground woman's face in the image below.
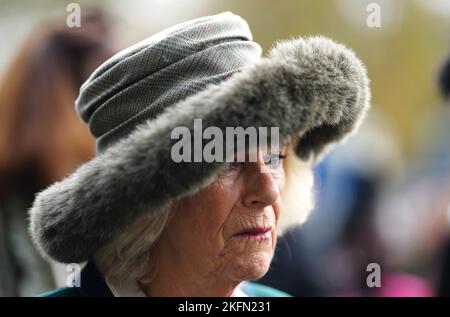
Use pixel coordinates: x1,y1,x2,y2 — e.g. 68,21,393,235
155,149,286,285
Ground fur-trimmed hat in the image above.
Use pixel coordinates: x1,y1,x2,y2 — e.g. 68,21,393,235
28,12,370,264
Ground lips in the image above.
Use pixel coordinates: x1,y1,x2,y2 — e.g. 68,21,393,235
234,226,273,240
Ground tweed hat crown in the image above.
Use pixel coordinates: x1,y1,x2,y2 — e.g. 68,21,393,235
29,12,370,264
76,12,262,153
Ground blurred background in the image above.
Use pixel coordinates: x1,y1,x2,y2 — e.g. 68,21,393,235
0,0,450,296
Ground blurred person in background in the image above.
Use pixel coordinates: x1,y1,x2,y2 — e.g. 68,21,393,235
321,114,434,297
386,50,450,297
436,51,450,297
438,53,450,106
0,10,114,296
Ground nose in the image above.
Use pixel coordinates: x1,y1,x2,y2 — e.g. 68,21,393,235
241,162,280,209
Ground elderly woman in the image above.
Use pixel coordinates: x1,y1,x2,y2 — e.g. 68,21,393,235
30,12,370,297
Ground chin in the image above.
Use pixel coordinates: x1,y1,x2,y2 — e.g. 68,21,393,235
230,253,273,281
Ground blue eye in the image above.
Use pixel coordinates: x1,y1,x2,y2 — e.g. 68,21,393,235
263,152,287,168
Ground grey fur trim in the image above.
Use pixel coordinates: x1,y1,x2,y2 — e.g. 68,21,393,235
29,36,370,263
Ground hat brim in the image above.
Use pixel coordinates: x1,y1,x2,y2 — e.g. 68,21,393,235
29,36,370,263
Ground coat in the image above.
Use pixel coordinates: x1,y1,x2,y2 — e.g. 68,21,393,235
37,261,290,297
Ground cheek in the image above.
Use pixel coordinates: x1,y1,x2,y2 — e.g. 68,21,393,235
201,180,240,238
277,164,287,189
171,179,240,249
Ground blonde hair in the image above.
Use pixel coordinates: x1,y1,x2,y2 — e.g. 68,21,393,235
94,207,174,284
94,145,315,284
278,145,315,233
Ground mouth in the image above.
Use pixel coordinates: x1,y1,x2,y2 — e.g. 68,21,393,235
233,226,273,240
